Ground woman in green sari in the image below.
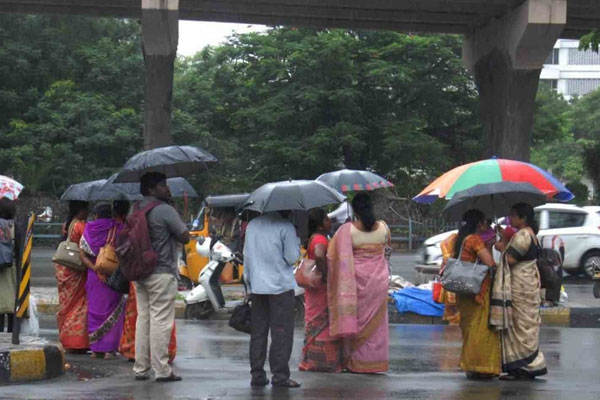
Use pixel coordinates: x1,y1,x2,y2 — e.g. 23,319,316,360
491,203,547,380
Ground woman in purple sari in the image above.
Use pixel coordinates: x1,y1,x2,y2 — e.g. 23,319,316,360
79,203,125,359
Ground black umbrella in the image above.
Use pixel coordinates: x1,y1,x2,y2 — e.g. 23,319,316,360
114,145,217,183
61,179,132,202
316,169,394,193
104,175,199,200
442,182,546,221
243,180,346,213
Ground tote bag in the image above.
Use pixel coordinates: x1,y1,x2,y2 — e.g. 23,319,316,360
440,238,488,295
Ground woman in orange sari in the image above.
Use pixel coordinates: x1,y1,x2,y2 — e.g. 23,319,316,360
55,201,89,351
327,193,390,373
445,209,500,380
114,200,177,362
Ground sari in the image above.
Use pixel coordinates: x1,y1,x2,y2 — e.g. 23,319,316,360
55,219,89,350
327,222,389,373
119,282,177,362
490,229,547,378
453,234,501,375
299,234,342,373
80,218,125,353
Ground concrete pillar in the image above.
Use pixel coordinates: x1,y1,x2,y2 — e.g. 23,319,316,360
463,0,566,161
141,0,179,149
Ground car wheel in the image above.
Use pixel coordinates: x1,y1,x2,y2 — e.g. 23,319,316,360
581,251,600,280
294,294,305,324
184,301,212,320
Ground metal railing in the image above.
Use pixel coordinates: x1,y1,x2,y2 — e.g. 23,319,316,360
389,218,458,250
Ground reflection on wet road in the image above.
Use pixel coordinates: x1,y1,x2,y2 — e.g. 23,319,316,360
3,320,600,399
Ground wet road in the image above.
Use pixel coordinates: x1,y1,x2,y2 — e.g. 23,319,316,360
2,318,600,399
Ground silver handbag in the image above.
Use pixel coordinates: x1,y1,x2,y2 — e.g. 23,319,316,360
440,239,489,295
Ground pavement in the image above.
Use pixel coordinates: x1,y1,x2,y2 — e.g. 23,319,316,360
1,318,600,398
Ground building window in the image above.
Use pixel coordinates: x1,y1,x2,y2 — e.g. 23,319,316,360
568,48,600,65
541,79,558,91
566,79,600,96
545,48,559,65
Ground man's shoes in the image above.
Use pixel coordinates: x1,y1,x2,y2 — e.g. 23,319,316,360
134,373,150,381
251,378,270,387
272,379,301,388
156,373,183,382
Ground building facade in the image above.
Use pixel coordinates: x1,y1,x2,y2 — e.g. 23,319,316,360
541,39,600,100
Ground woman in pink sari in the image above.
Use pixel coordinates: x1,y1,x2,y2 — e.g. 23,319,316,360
79,203,126,359
327,193,390,373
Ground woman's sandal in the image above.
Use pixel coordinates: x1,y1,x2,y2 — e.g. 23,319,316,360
104,352,115,360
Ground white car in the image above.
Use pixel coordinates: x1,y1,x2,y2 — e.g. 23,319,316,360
417,203,600,279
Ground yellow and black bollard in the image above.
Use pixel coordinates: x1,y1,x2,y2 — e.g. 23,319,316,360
12,213,35,345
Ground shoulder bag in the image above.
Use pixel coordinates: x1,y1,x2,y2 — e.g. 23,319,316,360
294,235,323,289
95,226,119,275
440,238,489,295
52,222,85,271
229,280,252,334
535,235,562,291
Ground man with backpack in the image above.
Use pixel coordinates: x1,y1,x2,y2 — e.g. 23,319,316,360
130,172,189,382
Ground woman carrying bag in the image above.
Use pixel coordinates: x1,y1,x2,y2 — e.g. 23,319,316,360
445,209,500,380
55,201,89,351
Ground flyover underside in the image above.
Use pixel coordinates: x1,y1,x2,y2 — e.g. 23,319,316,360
0,0,597,39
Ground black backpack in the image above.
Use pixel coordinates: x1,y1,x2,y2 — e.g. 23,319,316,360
537,246,562,290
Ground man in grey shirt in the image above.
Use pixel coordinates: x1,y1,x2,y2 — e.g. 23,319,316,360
243,211,301,388
134,172,189,382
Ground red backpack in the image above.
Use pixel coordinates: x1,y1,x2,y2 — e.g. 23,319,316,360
116,201,161,281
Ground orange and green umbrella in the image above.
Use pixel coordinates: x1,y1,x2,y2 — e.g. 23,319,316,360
413,158,574,204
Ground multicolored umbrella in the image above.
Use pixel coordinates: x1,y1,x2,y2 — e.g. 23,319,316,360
413,158,574,204
0,175,24,200
316,169,394,192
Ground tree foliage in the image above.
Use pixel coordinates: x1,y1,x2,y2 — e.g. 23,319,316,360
1,16,598,204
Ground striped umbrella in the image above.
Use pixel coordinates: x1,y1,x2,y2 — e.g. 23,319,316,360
316,169,394,193
0,175,24,200
413,158,574,204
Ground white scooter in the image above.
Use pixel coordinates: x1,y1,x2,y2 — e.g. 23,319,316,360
184,235,306,321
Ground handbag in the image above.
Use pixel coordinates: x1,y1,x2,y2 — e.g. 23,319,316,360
52,222,85,271
229,281,251,334
106,267,130,294
294,235,323,289
535,236,562,291
95,226,119,275
440,239,489,295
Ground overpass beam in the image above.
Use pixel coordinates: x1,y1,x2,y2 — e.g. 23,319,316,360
463,0,566,161
141,0,179,149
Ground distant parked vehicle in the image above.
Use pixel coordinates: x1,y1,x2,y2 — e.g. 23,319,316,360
417,203,600,279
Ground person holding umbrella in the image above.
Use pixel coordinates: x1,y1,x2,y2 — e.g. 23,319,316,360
491,203,548,380
55,200,90,351
327,193,391,374
243,209,302,388
440,209,500,380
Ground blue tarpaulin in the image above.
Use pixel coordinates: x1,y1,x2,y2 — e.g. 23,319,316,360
391,287,445,317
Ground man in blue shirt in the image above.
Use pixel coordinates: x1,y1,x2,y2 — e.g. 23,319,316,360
243,211,301,388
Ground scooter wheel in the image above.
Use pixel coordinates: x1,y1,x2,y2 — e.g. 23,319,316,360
593,282,600,299
185,302,213,320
